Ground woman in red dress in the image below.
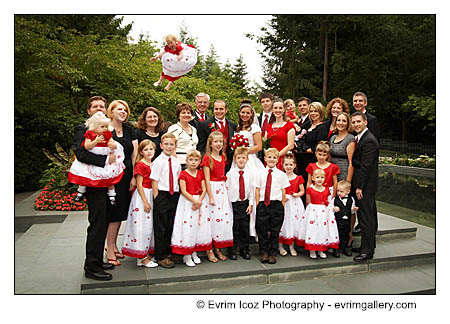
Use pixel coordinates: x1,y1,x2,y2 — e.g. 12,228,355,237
266,98,296,170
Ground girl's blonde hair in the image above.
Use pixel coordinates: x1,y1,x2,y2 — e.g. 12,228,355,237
315,141,331,154
135,139,156,164
312,168,326,179
85,112,110,131
205,131,225,170
165,34,179,43
186,150,202,161
284,99,295,108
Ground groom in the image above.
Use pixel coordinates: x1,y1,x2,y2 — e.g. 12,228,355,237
351,111,379,262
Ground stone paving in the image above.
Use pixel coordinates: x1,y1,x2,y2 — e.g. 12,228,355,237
14,191,435,294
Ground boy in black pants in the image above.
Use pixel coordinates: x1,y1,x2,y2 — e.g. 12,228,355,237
150,133,181,268
332,180,358,257
255,148,290,264
225,147,254,260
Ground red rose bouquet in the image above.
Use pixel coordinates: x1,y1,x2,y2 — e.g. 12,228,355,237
229,134,250,151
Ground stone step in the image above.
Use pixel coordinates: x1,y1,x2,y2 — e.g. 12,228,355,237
80,236,435,294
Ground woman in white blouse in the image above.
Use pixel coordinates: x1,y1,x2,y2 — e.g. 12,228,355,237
167,102,199,169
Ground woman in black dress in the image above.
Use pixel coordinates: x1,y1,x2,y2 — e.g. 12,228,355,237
296,102,329,185
105,100,138,265
136,107,166,160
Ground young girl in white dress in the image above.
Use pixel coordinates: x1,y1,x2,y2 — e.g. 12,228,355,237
121,140,158,268
68,112,125,205
150,34,197,91
171,150,211,267
231,99,264,238
278,153,305,256
298,168,340,259
201,131,234,263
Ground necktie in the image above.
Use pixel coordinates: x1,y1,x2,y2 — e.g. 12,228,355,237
168,157,174,195
298,117,303,126
264,169,273,206
220,120,225,131
355,136,359,144
262,115,269,136
199,113,204,121
239,170,245,200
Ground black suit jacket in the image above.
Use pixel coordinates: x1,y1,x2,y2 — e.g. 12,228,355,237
73,124,107,167
197,117,236,156
352,129,379,195
365,111,380,142
190,111,211,130
298,115,311,131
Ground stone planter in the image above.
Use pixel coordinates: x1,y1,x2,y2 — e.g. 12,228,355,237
379,164,435,179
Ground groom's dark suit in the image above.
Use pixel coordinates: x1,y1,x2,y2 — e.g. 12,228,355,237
352,129,379,255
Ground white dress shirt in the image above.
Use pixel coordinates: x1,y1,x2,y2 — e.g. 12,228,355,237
255,167,290,202
226,166,255,205
150,152,182,192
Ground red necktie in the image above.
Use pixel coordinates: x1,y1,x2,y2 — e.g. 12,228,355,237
220,120,225,131
199,114,204,121
355,136,359,144
168,157,174,195
239,170,245,200
298,117,303,126
262,115,269,136
264,169,273,206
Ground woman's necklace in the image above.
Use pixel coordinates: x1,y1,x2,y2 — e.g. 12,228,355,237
180,122,192,137
146,129,158,137
271,121,285,132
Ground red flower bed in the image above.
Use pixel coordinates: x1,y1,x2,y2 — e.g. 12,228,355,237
34,179,87,211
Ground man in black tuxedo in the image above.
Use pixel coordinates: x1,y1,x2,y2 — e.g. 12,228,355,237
352,92,380,141
297,97,311,131
257,93,274,163
197,99,236,172
73,96,115,280
351,112,379,261
190,92,211,129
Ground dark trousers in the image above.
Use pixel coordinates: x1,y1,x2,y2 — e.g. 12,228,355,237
336,216,351,250
84,187,110,272
355,193,377,254
256,201,284,256
230,200,250,252
153,190,180,261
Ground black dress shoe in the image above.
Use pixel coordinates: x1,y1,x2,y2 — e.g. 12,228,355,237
332,249,340,258
343,248,352,257
84,269,112,281
102,262,114,270
240,250,251,260
353,253,373,262
229,253,237,260
260,253,269,263
268,255,277,264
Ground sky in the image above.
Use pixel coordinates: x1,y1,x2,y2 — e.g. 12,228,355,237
120,15,273,88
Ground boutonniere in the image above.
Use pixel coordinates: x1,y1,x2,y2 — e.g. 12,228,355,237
208,123,219,132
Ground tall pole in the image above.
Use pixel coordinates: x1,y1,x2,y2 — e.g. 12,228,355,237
322,23,328,102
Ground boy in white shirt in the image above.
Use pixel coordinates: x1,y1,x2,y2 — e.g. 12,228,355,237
255,148,290,264
226,147,254,260
150,133,182,268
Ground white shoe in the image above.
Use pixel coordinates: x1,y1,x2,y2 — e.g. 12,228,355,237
309,251,317,259
289,245,297,256
279,245,288,256
153,81,161,87
318,251,327,259
183,255,196,267
192,252,201,264
137,258,158,268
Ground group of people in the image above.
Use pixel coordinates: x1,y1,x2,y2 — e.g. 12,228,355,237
72,91,379,281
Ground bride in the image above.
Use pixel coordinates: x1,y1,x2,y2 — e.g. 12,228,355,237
231,99,264,238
